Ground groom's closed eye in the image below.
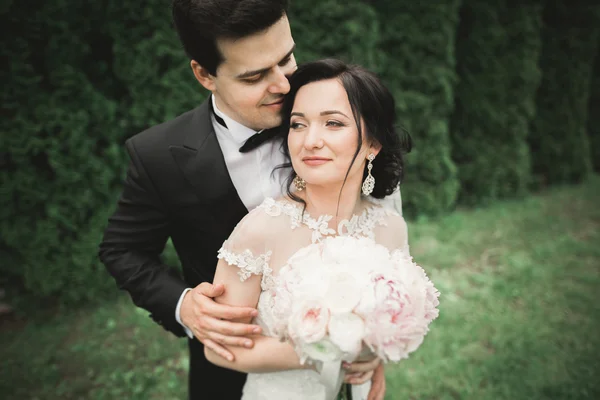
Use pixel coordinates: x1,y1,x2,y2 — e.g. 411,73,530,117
241,55,295,84
279,54,294,67
242,74,266,84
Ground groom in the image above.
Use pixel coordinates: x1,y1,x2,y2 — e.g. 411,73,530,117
99,1,390,399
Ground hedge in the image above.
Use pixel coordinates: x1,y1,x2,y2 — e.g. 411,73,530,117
0,0,384,303
450,1,543,205
588,48,600,172
0,0,199,303
528,1,600,185
371,0,462,217
290,0,381,69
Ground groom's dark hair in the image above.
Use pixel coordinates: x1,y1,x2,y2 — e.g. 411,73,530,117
172,0,290,75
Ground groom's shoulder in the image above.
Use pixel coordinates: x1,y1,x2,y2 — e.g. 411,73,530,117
126,105,202,151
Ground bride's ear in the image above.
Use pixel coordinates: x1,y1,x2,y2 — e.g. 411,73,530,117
368,140,382,158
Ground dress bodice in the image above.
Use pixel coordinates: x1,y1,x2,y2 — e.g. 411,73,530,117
216,197,409,400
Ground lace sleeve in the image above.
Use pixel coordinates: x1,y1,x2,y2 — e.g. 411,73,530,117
373,211,410,256
217,207,273,286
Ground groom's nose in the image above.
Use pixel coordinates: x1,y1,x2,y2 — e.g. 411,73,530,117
268,66,291,95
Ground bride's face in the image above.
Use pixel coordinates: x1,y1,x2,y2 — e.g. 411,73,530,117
288,78,379,190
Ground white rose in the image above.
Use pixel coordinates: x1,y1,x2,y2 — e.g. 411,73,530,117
323,270,364,313
328,312,365,360
355,286,377,316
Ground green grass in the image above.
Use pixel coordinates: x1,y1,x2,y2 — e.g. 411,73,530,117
386,176,600,399
1,177,599,399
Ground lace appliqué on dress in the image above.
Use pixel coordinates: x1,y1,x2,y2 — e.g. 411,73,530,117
260,198,393,243
260,197,336,242
217,246,274,290
338,206,393,240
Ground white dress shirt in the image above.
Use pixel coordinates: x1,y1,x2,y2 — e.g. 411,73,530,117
175,96,403,337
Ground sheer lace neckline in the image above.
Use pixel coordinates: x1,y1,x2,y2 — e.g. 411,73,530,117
259,197,390,243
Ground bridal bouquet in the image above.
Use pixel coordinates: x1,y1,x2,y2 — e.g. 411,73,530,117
271,236,440,370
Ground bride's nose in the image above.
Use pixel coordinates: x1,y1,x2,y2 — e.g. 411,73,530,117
303,125,324,149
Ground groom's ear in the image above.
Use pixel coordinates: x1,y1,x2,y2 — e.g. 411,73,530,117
191,60,216,92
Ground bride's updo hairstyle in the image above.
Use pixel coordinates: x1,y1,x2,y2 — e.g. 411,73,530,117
279,58,411,201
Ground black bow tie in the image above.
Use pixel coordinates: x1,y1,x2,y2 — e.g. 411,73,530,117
238,127,280,153
210,99,279,152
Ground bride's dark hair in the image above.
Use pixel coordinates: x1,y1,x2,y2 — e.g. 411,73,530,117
276,58,412,208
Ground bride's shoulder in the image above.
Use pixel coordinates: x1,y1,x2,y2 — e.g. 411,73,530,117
237,197,301,232
365,196,402,216
256,196,303,218
364,200,407,233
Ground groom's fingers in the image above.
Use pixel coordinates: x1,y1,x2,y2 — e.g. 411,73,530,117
206,330,255,348
367,364,386,400
201,338,235,362
343,357,381,373
197,282,225,298
344,370,374,385
203,314,261,337
198,293,258,322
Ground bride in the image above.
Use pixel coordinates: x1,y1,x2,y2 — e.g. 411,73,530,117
205,59,412,400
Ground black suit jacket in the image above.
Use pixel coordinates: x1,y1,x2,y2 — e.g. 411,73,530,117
99,100,249,399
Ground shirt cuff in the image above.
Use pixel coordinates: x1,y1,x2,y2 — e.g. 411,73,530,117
175,287,194,339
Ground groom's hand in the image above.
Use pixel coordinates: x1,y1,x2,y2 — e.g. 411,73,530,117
180,282,262,361
367,364,386,400
342,357,384,388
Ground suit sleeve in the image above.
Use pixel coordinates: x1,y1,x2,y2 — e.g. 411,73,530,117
99,138,187,337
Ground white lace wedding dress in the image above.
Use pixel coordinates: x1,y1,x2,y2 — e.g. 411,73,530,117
217,197,410,400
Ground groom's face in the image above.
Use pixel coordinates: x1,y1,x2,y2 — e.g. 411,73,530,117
197,15,297,131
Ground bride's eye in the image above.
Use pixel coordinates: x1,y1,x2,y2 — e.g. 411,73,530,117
290,121,305,130
326,120,345,127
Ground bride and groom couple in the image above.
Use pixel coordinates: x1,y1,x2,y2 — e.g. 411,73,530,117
99,1,412,399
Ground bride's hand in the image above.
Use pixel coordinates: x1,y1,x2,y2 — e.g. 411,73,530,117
342,357,381,385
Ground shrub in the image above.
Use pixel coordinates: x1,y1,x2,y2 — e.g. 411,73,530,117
450,0,543,205
529,1,600,185
371,0,462,217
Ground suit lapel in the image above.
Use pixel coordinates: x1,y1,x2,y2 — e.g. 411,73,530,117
169,101,241,205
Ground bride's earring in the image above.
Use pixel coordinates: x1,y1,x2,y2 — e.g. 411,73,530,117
362,153,376,196
293,174,306,191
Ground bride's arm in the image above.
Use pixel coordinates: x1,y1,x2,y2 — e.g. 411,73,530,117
205,333,310,373
204,258,311,373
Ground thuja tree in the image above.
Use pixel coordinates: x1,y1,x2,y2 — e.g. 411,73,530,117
587,48,600,172
529,0,600,185
450,0,543,205
371,0,462,217
290,0,381,69
0,0,198,303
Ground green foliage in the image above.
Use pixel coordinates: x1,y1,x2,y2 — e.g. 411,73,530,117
3,0,600,304
371,1,462,217
0,0,200,303
0,0,381,304
529,1,600,185
290,0,381,69
450,1,543,205
589,49,600,172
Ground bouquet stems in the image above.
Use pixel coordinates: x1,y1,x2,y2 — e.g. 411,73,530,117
336,384,353,400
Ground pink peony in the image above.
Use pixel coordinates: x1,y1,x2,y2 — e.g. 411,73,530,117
288,300,330,344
